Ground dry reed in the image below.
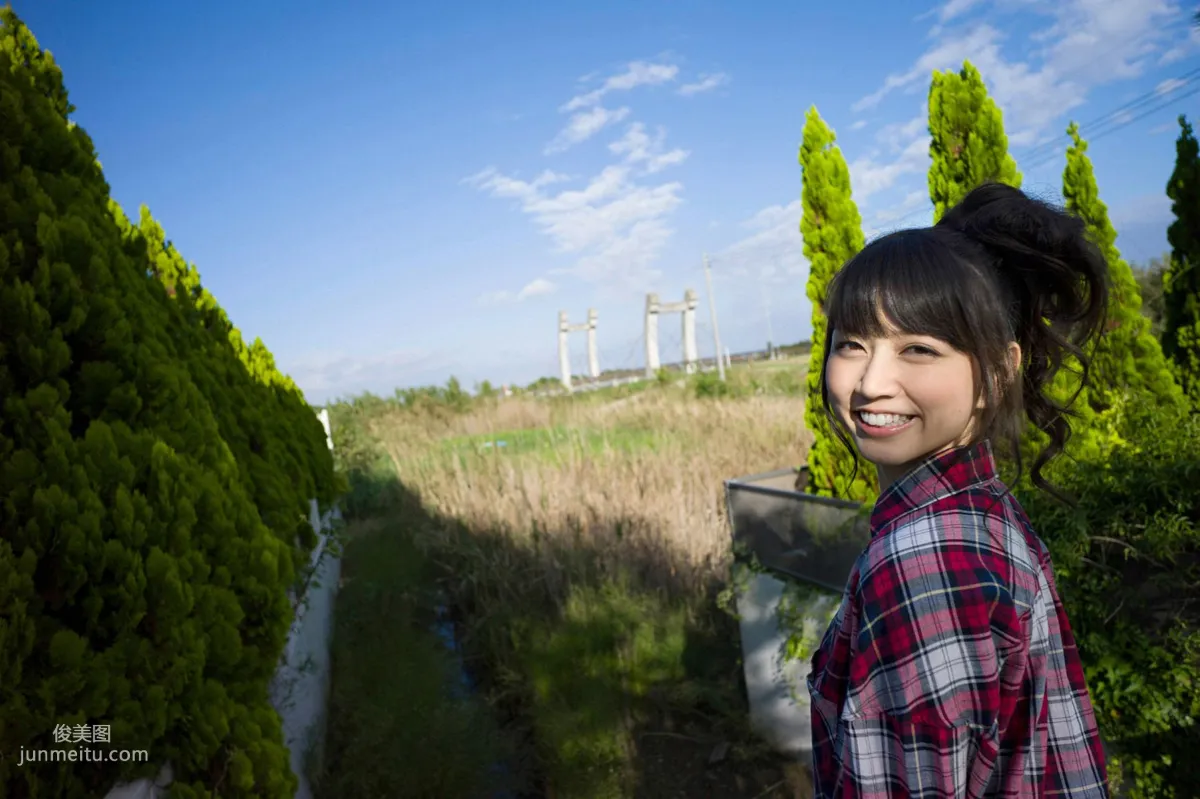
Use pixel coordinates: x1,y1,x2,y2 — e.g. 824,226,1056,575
368,389,813,599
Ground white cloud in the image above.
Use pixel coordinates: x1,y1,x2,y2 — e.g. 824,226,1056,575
1156,76,1188,95
839,0,1182,231
518,277,556,299
468,162,684,291
678,72,730,96
609,122,690,173
545,106,631,154
851,119,869,131
853,0,1178,147
1110,192,1174,262
476,277,558,306
938,0,985,23
1160,26,1200,64
545,61,679,151
1111,192,1172,229
472,59,695,292
712,199,809,284
563,61,680,111
849,114,931,202
1150,120,1179,135
868,190,932,233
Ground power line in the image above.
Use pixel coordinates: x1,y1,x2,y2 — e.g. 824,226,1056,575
710,66,1200,260
1016,68,1200,166
1021,82,1200,174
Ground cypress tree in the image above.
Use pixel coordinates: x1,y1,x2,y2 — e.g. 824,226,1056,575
927,61,1022,222
799,106,877,502
1163,115,1200,405
924,67,1107,492
1062,121,1187,416
0,9,335,796
128,206,339,548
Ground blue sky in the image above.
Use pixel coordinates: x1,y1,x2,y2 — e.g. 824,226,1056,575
17,0,1200,404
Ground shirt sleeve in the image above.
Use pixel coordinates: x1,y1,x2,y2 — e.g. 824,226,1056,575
827,521,1030,798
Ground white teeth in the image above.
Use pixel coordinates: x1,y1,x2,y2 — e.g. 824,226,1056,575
859,412,913,428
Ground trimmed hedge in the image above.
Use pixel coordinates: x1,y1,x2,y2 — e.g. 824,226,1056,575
0,10,337,797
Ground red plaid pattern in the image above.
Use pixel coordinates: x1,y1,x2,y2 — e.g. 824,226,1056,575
808,440,1108,798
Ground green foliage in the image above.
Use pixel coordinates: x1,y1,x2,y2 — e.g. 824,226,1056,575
927,61,1022,222
1056,123,1189,480
1063,122,1187,418
1017,402,1200,798
314,518,520,798
0,9,335,796
122,205,339,555
692,369,730,399
776,580,841,701
476,379,497,399
1163,115,1200,406
513,579,690,798
392,376,475,413
1134,255,1172,341
799,106,877,503
999,357,1129,502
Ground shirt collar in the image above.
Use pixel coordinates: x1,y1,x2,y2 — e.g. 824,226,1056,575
869,439,999,537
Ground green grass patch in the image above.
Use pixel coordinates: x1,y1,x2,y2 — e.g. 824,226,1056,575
513,581,689,798
313,517,523,798
472,570,759,799
440,425,664,461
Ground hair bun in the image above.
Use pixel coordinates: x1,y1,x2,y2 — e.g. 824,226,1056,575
937,182,1109,334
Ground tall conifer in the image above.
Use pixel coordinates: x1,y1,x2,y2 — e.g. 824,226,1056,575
800,106,876,502
1062,122,1187,415
927,61,1021,222
1163,115,1200,405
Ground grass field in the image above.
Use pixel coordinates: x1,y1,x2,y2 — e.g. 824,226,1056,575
321,356,818,798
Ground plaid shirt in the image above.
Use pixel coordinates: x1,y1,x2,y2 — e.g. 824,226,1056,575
808,440,1108,798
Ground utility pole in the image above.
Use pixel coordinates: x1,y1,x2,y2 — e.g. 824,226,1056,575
703,253,726,381
762,275,775,359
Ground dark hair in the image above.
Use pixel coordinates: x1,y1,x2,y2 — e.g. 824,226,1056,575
818,182,1110,506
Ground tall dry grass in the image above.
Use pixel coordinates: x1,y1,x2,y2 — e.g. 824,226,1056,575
369,389,812,598
330,374,821,796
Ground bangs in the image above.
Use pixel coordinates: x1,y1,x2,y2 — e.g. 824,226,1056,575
825,227,1002,350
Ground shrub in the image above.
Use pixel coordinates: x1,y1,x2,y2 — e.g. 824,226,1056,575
1017,401,1200,798
0,10,335,796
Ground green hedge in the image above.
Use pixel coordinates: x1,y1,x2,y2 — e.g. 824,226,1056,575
1015,401,1200,798
0,10,337,797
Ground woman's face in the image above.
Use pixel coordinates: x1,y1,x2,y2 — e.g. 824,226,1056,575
824,318,1005,491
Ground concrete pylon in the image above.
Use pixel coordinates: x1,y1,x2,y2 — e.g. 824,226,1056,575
586,308,599,380
644,293,661,378
558,308,601,391
646,289,699,376
681,289,698,374
558,311,572,391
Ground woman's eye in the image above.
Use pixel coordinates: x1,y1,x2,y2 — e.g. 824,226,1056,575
907,345,938,356
834,341,860,351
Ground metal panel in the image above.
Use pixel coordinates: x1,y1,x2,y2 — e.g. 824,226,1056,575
724,466,871,593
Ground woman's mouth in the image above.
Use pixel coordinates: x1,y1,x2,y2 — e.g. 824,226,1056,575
854,410,916,436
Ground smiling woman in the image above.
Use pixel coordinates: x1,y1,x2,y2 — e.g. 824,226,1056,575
825,323,1020,491
807,183,1115,798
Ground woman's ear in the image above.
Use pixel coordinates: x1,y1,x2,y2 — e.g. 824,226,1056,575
975,343,1022,411
1007,342,1022,383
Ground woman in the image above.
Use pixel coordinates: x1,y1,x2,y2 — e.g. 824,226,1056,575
808,183,1110,798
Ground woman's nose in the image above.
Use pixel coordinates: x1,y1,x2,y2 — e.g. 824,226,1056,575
856,350,901,399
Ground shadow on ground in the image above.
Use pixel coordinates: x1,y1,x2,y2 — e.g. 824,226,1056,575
316,470,813,799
